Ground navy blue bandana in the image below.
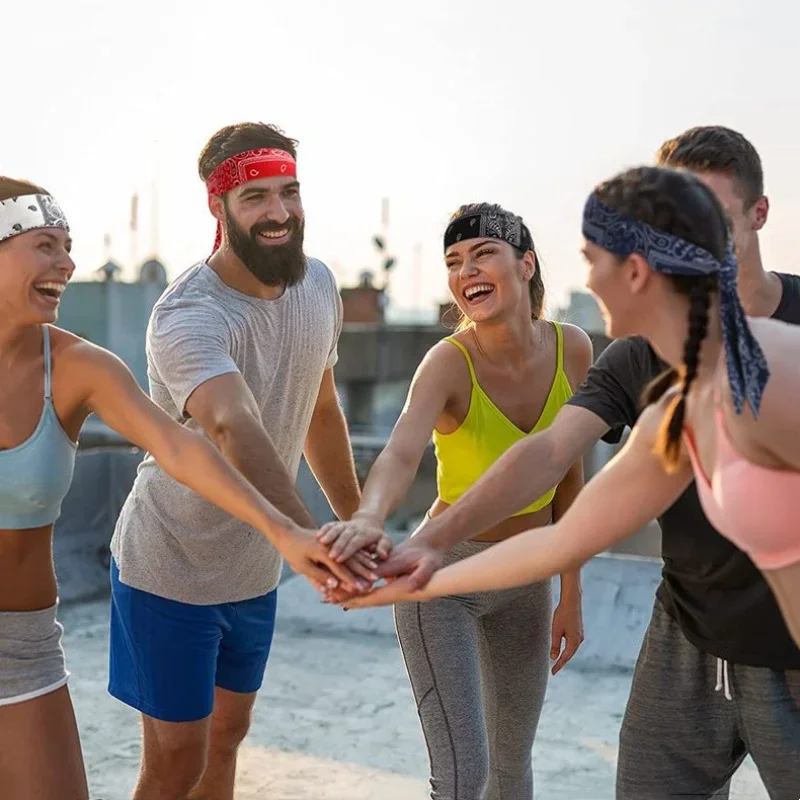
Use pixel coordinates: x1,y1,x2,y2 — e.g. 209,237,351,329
444,209,533,255
582,194,770,416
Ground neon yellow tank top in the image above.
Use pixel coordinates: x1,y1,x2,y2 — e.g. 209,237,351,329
432,321,573,516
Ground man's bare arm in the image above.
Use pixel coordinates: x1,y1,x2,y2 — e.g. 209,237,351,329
304,369,361,521
186,372,316,529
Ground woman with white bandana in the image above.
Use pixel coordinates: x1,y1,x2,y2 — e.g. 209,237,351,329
342,166,800,654
0,176,364,799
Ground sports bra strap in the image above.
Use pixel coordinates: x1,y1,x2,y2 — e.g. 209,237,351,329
444,336,478,385
43,326,52,399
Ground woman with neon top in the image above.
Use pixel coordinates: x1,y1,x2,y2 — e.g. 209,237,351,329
0,176,370,800
319,202,593,799
343,166,800,653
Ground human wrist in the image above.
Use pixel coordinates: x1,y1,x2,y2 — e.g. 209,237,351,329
351,509,384,526
559,571,583,602
270,520,305,549
413,516,449,552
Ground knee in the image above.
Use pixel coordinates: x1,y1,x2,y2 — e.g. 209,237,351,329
431,755,489,800
141,741,207,796
210,712,252,754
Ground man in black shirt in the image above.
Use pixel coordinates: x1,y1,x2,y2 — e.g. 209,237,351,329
381,127,800,797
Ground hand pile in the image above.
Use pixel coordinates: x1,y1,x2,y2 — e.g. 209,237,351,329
278,513,443,609
280,514,584,674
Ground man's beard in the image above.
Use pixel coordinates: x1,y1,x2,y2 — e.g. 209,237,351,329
224,204,307,288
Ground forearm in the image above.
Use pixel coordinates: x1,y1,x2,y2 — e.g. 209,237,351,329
418,433,569,552
157,428,298,544
355,448,421,524
213,418,316,529
423,524,582,597
304,405,361,521
552,461,585,601
422,433,689,599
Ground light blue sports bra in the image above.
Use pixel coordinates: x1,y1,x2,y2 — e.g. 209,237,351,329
0,326,77,529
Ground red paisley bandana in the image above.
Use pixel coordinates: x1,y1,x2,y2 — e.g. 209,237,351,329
205,148,297,251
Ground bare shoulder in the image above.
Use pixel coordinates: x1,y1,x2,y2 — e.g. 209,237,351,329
633,389,677,443
560,321,593,354
414,334,471,386
50,328,128,378
558,322,593,387
743,317,800,463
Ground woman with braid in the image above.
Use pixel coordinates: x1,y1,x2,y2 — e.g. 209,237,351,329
320,202,592,799
343,166,800,654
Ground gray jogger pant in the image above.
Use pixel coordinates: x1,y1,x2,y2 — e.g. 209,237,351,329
394,540,552,800
617,598,800,800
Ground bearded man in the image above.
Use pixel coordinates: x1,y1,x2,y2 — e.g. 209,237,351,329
108,122,366,800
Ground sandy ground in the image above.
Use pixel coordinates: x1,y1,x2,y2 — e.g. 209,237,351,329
63,575,770,800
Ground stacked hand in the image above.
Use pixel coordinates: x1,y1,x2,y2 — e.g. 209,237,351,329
301,514,585,675
305,513,443,607
279,525,383,595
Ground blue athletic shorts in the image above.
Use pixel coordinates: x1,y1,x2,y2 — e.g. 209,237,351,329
108,559,277,722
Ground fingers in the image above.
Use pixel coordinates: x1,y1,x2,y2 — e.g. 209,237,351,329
344,553,379,584
376,550,414,579
342,578,417,609
551,634,584,676
314,547,366,592
317,522,345,545
320,585,361,604
375,534,393,560
330,529,368,562
550,630,563,662
353,550,379,571
304,562,342,591
406,557,437,591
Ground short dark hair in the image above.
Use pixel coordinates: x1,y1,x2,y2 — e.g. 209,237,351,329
656,125,763,207
197,122,298,182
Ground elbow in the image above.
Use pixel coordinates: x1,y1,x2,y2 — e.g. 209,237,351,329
518,430,573,485
207,409,259,452
151,427,194,481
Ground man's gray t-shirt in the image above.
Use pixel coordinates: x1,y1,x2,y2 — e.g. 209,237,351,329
110,257,342,605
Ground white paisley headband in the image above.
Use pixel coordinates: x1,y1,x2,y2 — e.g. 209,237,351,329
0,194,69,244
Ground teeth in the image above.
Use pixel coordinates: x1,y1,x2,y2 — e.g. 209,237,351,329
259,230,289,239
35,282,65,295
464,283,493,300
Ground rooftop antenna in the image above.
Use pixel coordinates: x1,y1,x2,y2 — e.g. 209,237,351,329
130,192,139,275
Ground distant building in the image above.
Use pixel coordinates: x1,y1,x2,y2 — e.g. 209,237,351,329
58,257,169,388
556,289,604,333
340,270,387,324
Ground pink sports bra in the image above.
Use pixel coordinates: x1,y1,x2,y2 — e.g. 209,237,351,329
683,404,800,570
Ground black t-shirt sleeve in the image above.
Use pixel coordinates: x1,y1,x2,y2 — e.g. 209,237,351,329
773,272,800,325
566,337,651,444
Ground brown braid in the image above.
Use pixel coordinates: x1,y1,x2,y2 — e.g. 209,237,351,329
592,166,729,471
655,274,717,470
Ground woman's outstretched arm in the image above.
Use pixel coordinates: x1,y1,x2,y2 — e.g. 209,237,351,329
344,401,692,607
316,343,458,562
73,342,370,590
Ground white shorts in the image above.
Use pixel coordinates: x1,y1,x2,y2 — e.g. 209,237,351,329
0,603,69,706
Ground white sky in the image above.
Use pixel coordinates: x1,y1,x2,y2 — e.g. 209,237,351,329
3,0,798,312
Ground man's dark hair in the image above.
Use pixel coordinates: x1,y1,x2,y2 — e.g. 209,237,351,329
198,123,298,182
656,126,763,208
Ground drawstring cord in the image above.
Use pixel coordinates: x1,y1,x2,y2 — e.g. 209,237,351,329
715,658,733,700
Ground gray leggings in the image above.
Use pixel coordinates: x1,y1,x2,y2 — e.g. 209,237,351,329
395,539,552,800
